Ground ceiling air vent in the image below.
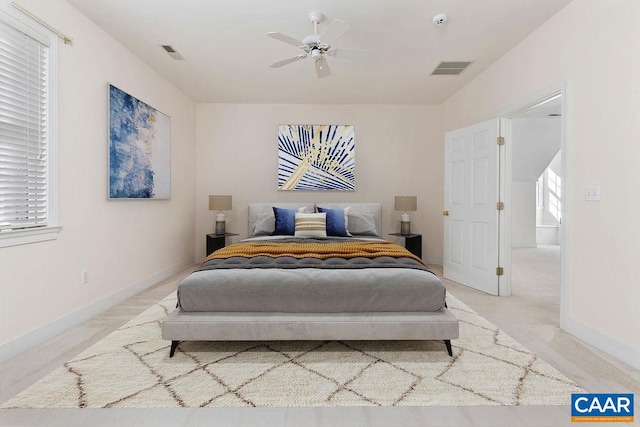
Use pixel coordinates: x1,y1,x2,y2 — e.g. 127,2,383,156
161,45,184,60
431,61,472,75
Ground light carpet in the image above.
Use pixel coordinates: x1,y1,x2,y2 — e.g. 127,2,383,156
2,293,583,408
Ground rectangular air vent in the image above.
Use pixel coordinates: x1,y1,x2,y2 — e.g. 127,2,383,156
161,45,184,60
431,61,472,75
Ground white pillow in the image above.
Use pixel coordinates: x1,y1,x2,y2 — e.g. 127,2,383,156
294,212,327,238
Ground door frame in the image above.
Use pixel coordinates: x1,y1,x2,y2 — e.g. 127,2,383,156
497,81,569,329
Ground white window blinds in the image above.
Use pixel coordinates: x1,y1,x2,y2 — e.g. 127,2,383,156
0,17,50,231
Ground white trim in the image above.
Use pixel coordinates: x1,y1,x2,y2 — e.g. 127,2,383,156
511,242,537,248
558,81,570,333
498,81,568,301
0,259,194,364
496,82,566,118
536,238,559,245
498,118,510,296
563,317,640,371
0,226,62,248
423,256,442,266
46,17,60,233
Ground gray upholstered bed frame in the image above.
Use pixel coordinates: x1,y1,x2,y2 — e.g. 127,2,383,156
162,202,459,357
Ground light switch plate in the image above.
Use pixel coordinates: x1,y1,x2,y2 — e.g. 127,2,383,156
585,186,600,201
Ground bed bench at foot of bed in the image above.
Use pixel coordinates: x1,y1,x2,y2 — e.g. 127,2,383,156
162,308,459,357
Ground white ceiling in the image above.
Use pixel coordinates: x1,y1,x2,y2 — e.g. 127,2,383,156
66,0,573,104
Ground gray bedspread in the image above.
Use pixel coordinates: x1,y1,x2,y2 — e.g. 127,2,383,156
178,238,445,314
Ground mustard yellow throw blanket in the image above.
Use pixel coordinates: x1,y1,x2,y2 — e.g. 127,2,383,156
203,240,425,266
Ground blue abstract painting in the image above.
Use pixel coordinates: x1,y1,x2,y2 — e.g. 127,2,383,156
108,84,171,199
278,124,355,191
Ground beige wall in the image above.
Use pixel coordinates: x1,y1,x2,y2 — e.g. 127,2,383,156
442,0,640,360
195,104,443,262
0,1,197,349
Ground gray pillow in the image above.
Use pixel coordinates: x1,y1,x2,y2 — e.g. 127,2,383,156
252,206,310,236
348,212,378,236
252,213,275,236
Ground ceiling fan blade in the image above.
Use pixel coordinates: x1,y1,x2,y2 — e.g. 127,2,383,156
315,56,331,78
327,48,373,61
270,54,306,68
319,19,350,45
266,32,305,48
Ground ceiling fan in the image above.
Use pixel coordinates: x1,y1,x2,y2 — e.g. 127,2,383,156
267,11,371,78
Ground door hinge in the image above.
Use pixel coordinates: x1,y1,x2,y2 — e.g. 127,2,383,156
496,267,504,276
497,136,505,146
497,201,504,211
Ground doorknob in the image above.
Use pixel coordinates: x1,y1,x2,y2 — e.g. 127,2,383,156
443,210,450,216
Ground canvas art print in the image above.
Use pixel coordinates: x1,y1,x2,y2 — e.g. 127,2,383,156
108,84,171,199
278,124,355,191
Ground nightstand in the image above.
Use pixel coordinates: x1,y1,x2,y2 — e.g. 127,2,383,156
389,233,422,259
206,233,238,256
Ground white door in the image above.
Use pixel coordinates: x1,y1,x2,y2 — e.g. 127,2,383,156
444,119,503,295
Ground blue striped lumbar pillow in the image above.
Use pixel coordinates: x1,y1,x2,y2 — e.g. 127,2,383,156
294,212,327,238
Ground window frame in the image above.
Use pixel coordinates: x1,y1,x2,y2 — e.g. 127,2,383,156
0,5,60,248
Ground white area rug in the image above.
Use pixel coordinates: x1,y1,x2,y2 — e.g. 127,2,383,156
2,293,583,408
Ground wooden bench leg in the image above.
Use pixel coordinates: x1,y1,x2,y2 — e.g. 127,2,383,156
169,340,179,358
444,340,453,357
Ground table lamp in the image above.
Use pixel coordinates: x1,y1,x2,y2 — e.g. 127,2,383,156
394,196,417,235
209,195,232,235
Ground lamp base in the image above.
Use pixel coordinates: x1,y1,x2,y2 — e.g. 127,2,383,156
401,221,411,235
215,221,226,235
215,213,226,235
400,213,411,235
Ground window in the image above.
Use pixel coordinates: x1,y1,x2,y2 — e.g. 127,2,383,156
536,176,543,207
0,6,59,247
536,166,562,225
547,168,562,222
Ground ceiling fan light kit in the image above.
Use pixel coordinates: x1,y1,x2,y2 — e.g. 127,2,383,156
267,11,371,78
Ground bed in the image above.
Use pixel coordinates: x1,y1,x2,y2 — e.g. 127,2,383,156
162,202,459,357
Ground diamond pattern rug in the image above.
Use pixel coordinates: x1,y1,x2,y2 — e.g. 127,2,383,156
2,293,583,408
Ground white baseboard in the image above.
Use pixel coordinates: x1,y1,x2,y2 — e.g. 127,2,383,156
511,242,537,248
424,257,442,266
562,317,640,370
537,239,560,245
0,259,194,364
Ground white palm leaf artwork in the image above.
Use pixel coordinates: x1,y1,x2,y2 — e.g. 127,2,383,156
277,125,355,191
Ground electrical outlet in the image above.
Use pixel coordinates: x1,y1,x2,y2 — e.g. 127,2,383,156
81,270,89,284
585,186,600,201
